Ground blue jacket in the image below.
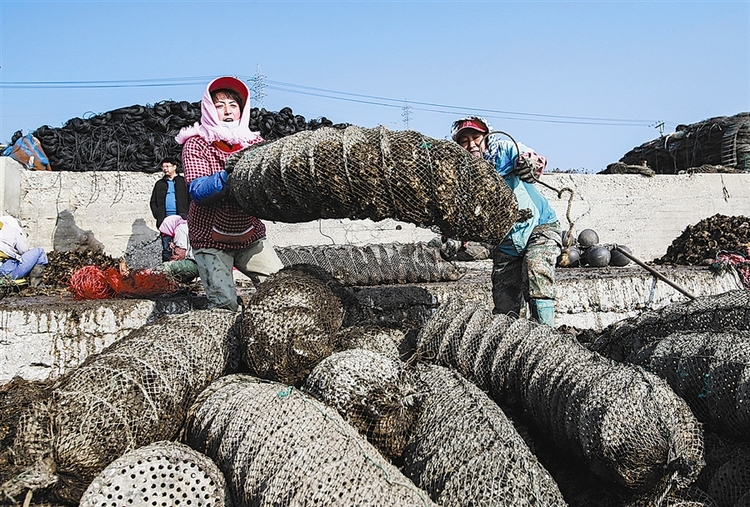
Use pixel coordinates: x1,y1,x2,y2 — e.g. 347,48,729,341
488,139,558,255
452,116,558,256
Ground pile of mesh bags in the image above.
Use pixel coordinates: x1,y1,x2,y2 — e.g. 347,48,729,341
1,309,239,504
416,296,706,497
590,290,750,440
183,374,437,506
227,125,520,244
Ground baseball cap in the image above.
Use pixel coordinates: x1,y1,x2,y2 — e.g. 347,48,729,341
453,118,488,141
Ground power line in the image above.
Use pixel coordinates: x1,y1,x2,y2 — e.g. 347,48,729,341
1,75,663,127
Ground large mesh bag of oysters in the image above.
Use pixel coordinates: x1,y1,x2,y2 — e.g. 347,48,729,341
183,374,437,506
304,348,426,459
275,242,461,286
694,431,750,507
589,290,750,440
226,125,519,244
78,440,230,507
416,296,705,494
589,290,750,362
239,265,354,386
402,362,567,507
2,309,239,505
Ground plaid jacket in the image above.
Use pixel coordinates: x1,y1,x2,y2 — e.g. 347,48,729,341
181,136,266,250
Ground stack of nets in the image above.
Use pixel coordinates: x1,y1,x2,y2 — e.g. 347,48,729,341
402,363,567,507
78,441,230,507
2,309,239,504
655,214,750,266
416,296,705,494
239,265,350,385
183,374,437,506
590,290,750,441
226,125,519,244
275,242,462,286
619,113,750,174
304,348,426,459
29,101,346,173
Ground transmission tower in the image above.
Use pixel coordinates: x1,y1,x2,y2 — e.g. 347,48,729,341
250,64,267,109
401,100,412,130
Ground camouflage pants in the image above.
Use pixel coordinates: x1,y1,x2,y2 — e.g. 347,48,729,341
193,238,284,311
491,221,562,316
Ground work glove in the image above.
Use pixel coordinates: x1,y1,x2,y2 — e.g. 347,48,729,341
516,156,538,183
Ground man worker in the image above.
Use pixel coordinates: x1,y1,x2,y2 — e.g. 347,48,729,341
451,116,561,327
150,157,190,261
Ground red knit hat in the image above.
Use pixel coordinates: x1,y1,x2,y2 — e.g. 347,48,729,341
453,118,488,141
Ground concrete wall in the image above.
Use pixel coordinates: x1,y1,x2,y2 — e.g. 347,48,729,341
3,156,750,262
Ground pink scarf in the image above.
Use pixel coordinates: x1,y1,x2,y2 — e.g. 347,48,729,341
175,76,264,148
158,215,187,237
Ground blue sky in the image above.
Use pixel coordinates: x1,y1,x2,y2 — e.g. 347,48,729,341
1,0,748,172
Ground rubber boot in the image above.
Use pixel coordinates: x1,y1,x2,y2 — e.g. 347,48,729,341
529,299,555,327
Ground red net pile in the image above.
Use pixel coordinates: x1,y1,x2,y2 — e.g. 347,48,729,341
68,266,179,300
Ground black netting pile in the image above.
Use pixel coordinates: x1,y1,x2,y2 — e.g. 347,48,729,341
183,374,437,506
655,215,750,266
28,101,345,173
619,112,750,174
402,363,567,507
275,242,462,286
589,291,750,441
304,348,426,459
416,296,705,495
226,125,520,244
1,309,239,505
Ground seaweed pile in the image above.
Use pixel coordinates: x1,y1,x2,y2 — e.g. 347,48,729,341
655,214,750,266
19,101,347,173
42,250,120,288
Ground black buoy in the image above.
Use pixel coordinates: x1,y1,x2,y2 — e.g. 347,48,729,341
609,245,633,267
587,245,611,267
578,229,599,247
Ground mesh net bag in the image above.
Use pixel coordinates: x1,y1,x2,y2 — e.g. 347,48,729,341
226,126,519,244
334,325,403,359
622,330,750,441
275,242,462,286
401,363,566,507
78,440,230,507
696,432,750,507
239,266,346,386
183,374,437,506
4,309,239,504
416,296,705,493
589,290,750,363
303,348,426,459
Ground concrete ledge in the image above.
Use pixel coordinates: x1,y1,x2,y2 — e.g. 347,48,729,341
1,263,741,385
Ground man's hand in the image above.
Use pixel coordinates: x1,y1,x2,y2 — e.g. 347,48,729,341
516,157,537,183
